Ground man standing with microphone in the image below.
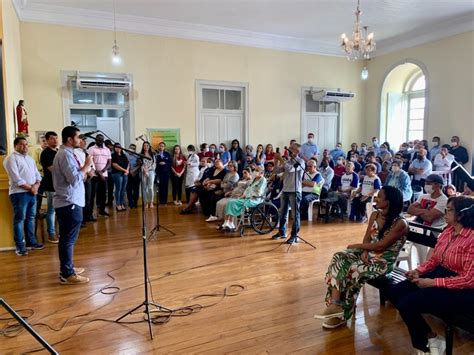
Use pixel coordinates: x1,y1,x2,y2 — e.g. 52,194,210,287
272,142,305,244
53,126,93,285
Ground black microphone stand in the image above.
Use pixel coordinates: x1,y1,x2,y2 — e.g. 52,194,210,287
115,148,172,339
278,150,317,252
135,136,175,240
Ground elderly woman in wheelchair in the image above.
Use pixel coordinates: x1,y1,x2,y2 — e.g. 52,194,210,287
219,166,267,232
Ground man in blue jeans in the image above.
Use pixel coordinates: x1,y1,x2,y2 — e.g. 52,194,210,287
3,137,44,256
52,126,93,285
272,143,305,244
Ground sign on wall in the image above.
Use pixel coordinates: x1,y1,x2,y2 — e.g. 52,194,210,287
146,128,180,151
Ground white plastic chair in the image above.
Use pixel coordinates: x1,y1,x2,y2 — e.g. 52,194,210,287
396,241,413,270
308,197,320,221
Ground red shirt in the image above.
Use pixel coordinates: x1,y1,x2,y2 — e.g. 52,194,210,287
334,164,346,177
198,152,214,160
173,154,186,174
266,152,275,161
417,226,473,289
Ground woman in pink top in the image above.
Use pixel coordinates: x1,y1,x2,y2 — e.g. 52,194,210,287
389,196,474,354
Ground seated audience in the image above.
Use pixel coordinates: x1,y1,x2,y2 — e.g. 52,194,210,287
346,143,358,161
205,160,239,222
181,157,212,214
349,153,362,173
300,133,319,162
314,186,408,328
264,161,275,179
332,157,346,189
329,143,345,163
388,196,474,355
329,161,359,218
215,168,253,223
444,184,460,198
409,148,432,188
366,153,382,174
384,160,413,202
111,143,129,211
198,158,227,217
220,166,267,231
320,149,335,169
407,174,448,264
319,158,334,198
3,137,44,255
358,143,368,156
209,144,218,159
378,161,391,185
383,141,395,156
351,164,381,222
171,145,186,205
300,159,324,220
449,135,469,166
378,143,392,161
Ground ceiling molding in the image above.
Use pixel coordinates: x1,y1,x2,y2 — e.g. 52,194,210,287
12,0,474,59
375,11,474,56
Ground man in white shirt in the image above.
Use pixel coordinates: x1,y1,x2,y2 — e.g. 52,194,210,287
433,145,454,172
75,136,96,222
409,148,432,188
429,136,441,162
3,137,44,255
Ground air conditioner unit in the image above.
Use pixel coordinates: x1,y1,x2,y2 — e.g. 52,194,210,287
310,88,355,102
76,74,131,92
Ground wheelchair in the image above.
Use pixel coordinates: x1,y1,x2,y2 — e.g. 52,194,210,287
235,198,280,237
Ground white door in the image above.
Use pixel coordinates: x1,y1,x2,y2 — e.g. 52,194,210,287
97,117,124,145
197,81,247,146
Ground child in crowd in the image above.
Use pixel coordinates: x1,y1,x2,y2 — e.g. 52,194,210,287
351,164,381,222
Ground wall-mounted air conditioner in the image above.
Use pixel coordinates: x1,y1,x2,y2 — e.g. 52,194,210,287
76,72,131,92
310,88,355,102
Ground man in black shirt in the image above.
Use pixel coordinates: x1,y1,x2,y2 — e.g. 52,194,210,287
449,135,469,166
40,131,59,243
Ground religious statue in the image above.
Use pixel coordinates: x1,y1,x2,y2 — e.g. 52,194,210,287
16,99,29,135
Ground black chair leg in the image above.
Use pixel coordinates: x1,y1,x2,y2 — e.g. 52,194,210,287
445,324,453,355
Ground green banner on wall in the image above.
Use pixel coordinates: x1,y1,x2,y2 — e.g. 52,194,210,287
146,128,180,151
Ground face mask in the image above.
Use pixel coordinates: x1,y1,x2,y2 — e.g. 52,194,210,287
451,141,458,147
203,148,209,153
206,163,213,168
188,151,194,155
424,184,434,194
308,138,314,143
210,148,216,152
350,157,357,162
337,160,343,165
432,141,439,146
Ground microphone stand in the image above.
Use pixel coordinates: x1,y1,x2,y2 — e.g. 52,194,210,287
115,147,172,339
278,150,317,253
135,136,175,240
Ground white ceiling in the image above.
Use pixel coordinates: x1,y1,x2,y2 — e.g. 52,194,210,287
13,0,474,57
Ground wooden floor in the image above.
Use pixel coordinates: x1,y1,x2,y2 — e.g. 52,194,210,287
1,205,473,354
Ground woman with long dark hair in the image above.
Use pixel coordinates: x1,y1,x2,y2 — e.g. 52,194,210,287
171,145,186,205
389,196,474,354
314,185,409,329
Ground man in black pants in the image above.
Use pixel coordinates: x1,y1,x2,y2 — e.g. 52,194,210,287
88,134,111,217
126,143,140,208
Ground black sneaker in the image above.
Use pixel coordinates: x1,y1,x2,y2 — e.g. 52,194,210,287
286,238,299,244
99,210,110,217
271,232,285,240
26,243,45,250
16,249,28,256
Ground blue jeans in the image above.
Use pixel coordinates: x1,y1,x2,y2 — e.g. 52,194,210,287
112,172,128,206
56,204,83,278
45,191,56,236
278,191,301,238
10,192,38,251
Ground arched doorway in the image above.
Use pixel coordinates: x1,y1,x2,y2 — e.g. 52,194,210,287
380,61,428,150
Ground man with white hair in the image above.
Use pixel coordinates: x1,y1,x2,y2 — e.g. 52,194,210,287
300,159,324,220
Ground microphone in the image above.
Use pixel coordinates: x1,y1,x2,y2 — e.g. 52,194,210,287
81,130,100,137
135,134,146,141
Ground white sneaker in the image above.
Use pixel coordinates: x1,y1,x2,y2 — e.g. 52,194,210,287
428,336,446,355
416,351,429,355
206,215,219,222
173,201,180,206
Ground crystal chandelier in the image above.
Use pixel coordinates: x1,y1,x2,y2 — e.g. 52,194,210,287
340,0,376,60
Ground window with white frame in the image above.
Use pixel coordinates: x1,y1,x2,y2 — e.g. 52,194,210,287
405,73,426,141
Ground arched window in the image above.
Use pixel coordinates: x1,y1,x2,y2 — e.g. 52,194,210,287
405,72,426,141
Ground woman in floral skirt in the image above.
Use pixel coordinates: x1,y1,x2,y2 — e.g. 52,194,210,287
314,185,409,329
